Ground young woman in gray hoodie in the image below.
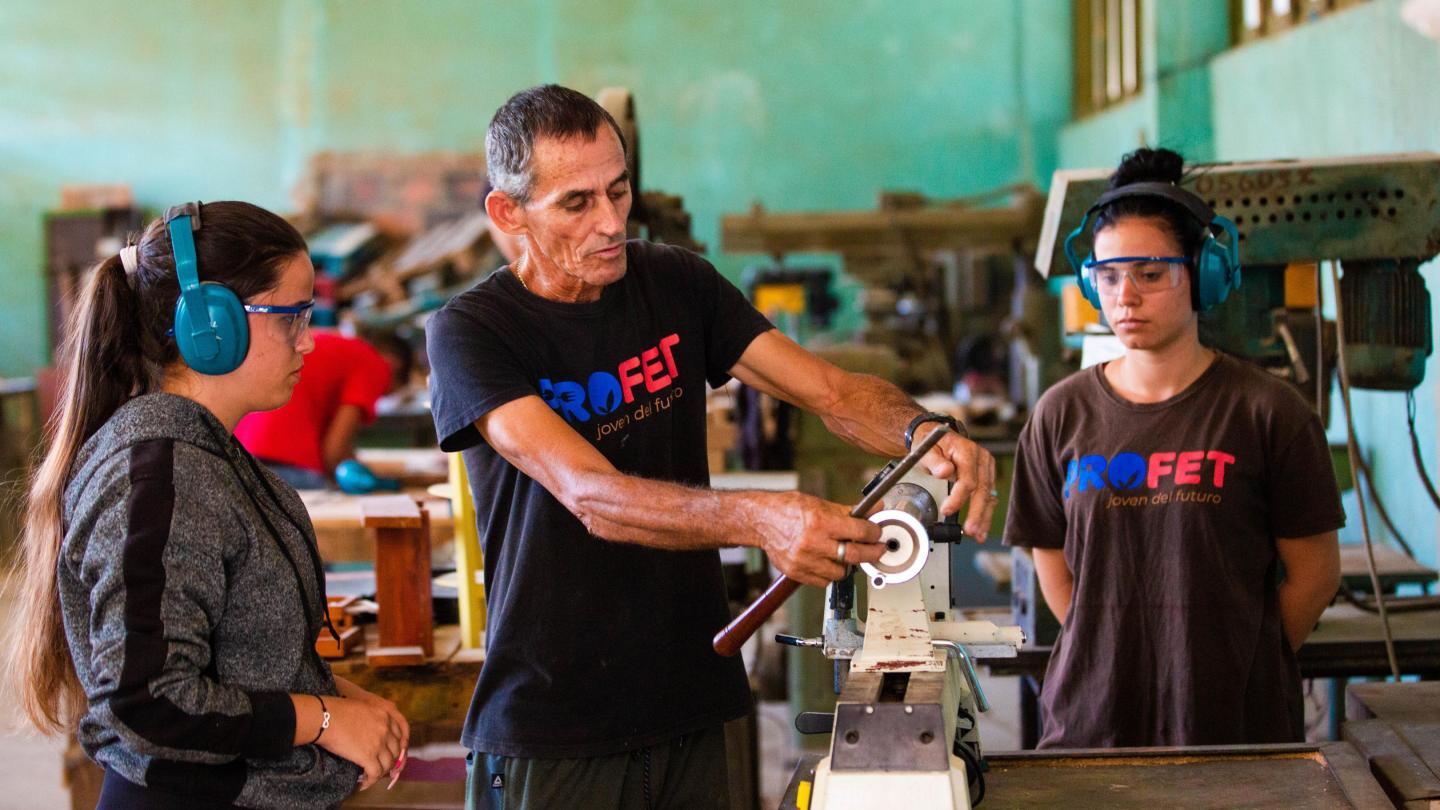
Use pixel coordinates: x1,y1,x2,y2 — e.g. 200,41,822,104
6,201,409,809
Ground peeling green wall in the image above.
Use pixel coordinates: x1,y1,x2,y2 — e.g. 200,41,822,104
0,0,1072,379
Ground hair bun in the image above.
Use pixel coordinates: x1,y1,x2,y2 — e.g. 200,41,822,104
1109,147,1185,189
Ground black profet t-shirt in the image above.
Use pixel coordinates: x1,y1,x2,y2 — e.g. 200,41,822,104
426,240,772,758
1004,353,1344,749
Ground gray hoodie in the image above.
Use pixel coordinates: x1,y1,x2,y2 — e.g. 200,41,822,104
59,393,360,809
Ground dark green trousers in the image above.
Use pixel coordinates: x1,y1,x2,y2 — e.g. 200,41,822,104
465,725,728,810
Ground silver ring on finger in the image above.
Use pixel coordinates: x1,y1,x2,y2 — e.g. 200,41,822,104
988,489,1000,501
835,540,848,564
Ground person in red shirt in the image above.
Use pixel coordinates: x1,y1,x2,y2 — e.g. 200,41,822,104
236,330,407,489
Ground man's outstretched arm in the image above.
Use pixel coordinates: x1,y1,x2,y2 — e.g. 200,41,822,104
729,329,999,537
474,396,884,587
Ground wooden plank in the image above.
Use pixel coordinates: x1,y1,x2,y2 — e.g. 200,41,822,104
1340,544,1438,592
985,743,1390,809
355,447,450,488
1322,740,1414,810
1343,720,1440,807
300,489,453,564
365,645,426,667
1396,723,1440,787
721,194,1044,256
1348,682,1440,723
360,494,424,529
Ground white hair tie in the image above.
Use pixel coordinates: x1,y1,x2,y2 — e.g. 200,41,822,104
119,245,140,274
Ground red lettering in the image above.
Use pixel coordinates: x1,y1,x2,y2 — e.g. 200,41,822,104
641,347,671,392
1174,451,1204,485
1147,452,1176,488
658,333,680,377
1207,451,1235,487
618,356,644,403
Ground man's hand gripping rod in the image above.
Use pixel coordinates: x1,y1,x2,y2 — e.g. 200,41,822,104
712,425,952,656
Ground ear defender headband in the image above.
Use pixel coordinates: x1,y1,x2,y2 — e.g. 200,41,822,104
166,202,250,375
1063,181,1241,312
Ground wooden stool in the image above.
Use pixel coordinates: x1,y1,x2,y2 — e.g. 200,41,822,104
359,495,434,666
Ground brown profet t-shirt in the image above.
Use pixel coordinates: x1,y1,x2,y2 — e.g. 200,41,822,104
1004,352,1345,749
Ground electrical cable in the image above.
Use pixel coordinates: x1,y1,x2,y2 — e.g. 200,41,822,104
1327,260,1401,681
955,741,986,806
1355,454,1418,559
1315,262,1326,417
1407,390,1440,510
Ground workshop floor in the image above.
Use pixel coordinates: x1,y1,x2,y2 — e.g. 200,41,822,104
0,569,71,810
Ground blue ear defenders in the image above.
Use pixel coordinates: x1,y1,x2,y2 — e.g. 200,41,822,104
1063,181,1241,312
167,203,250,375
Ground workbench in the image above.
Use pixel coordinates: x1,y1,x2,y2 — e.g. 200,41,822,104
982,602,1440,749
781,742,1392,809
302,489,454,565
1342,681,1440,808
354,447,451,488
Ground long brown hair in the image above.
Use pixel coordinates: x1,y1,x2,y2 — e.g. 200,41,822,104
4,201,306,733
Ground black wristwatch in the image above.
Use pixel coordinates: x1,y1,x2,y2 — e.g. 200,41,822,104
904,412,966,450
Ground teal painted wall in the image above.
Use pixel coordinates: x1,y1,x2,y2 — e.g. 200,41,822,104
0,0,1072,378
1059,0,1228,171
1210,0,1440,569
0,1,297,377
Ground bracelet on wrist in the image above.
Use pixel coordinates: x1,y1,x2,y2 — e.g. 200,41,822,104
307,694,331,746
904,412,966,450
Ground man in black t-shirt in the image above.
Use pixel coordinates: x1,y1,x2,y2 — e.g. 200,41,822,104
427,84,1000,809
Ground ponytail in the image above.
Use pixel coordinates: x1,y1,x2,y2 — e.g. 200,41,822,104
3,253,154,733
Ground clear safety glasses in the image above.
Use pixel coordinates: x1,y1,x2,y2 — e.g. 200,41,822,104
1082,256,1187,296
243,301,315,346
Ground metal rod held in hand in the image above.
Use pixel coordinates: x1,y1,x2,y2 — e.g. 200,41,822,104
711,425,953,657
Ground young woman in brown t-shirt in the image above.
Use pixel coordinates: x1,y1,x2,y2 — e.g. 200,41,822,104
1005,148,1344,748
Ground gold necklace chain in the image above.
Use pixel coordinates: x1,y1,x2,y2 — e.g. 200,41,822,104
513,254,532,292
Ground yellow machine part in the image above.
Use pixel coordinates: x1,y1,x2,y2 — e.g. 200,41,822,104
1285,262,1320,309
448,452,486,648
1061,283,1101,333
753,283,808,317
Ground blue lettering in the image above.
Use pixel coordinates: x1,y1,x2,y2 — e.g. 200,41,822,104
1075,455,1107,494
587,372,623,416
539,378,591,422
1106,453,1146,490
